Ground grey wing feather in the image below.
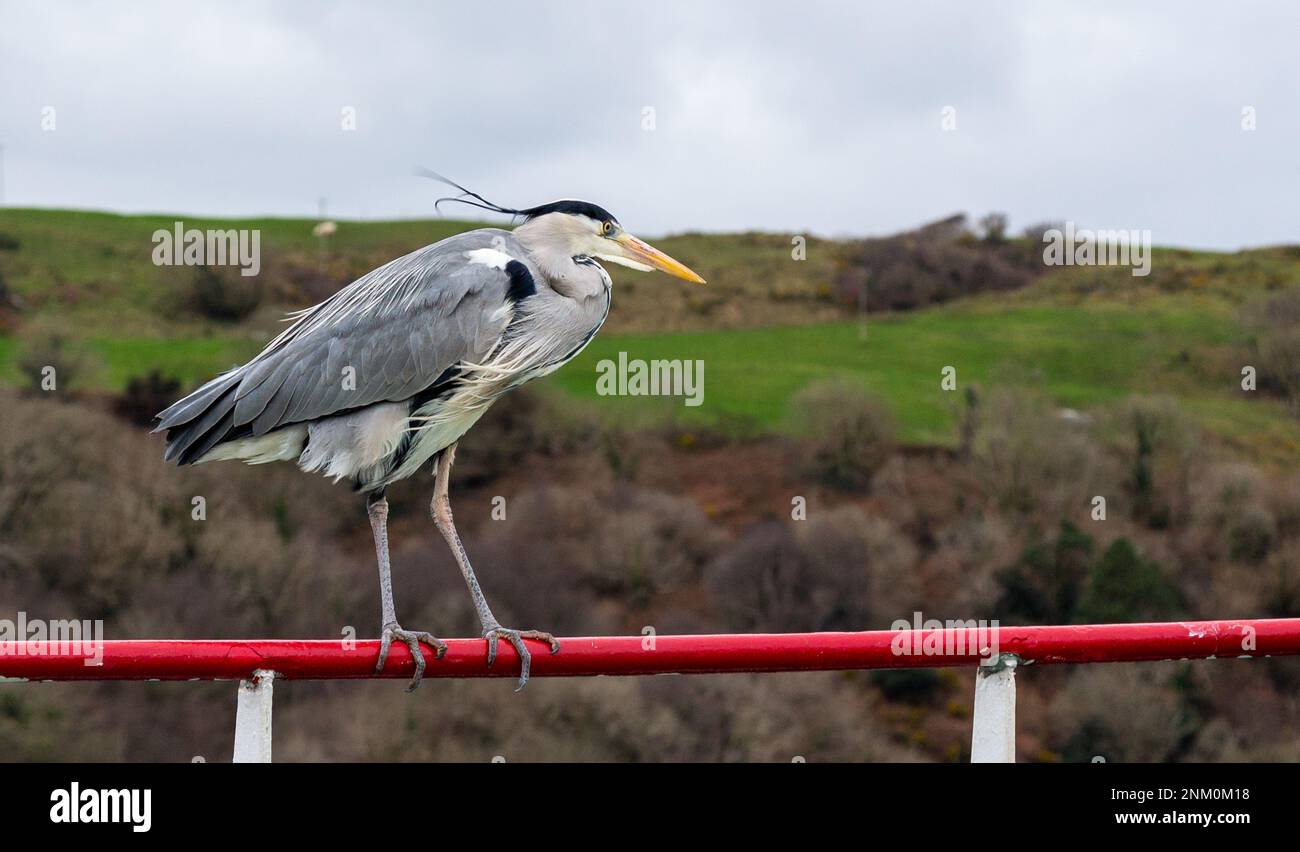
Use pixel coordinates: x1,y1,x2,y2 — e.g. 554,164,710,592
157,230,523,463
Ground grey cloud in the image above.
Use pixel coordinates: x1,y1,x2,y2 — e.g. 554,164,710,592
0,0,1296,248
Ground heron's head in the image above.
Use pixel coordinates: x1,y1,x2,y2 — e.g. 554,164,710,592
515,200,706,284
424,171,705,284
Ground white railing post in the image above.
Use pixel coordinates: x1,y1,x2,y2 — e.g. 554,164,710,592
233,669,276,763
970,656,1017,763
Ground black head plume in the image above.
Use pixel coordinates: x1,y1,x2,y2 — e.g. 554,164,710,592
416,168,617,225
417,168,525,218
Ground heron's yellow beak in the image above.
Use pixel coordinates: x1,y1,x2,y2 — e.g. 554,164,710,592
612,232,706,283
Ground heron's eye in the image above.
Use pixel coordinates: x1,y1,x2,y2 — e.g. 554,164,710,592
601,221,614,236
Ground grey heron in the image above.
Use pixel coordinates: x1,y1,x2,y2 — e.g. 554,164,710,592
154,177,705,690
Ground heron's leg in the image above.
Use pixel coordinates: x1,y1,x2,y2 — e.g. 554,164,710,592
368,490,447,691
432,443,559,691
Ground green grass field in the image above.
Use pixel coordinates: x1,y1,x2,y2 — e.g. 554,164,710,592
550,299,1297,457
2,296,1290,460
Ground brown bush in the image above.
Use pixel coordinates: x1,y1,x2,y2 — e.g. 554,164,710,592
1099,396,1197,528
923,514,1017,617
14,317,99,394
587,488,723,603
978,212,1009,244
113,370,182,427
834,215,1040,313
3,384,1299,762
1242,288,1300,410
972,388,1111,517
1186,463,1278,566
706,507,915,633
0,264,21,333
281,262,344,306
188,264,261,321
788,379,896,491
1048,665,1192,762
462,481,724,631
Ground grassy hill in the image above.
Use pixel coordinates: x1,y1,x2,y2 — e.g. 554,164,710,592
0,208,849,336
0,208,1295,461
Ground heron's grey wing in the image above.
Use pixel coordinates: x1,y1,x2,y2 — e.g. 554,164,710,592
157,232,523,463
237,253,509,432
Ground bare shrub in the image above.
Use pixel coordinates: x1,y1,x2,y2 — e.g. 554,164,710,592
464,482,721,632
1258,326,1300,413
707,508,916,632
978,212,1009,244
972,388,1109,517
0,688,120,761
15,317,99,393
452,389,542,486
1208,539,1300,618
280,262,343,305
456,485,605,634
1182,716,1300,762
925,514,1017,616
587,488,723,604
852,512,925,626
270,670,925,763
1187,462,1278,565
788,379,896,491
1242,288,1300,411
794,507,876,627
1257,544,1300,615
529,391,605,456
1021,221,1065,244
114,369,181,427
708,522,827,633
1048,665,1191,762
1099,395,1197,528
25,476,176,618
712,673,927,762
0,264,21,333
0,391,361,631
1271,471,1300,540
833,215,1039,312
917,213,968,243
188,264,261,321
426,388,605,485
0,395,178,617
3,380,1298,762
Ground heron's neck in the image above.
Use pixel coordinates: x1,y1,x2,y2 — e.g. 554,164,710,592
515,233,608,300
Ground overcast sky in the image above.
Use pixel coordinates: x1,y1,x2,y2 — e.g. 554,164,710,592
1,1,1296,248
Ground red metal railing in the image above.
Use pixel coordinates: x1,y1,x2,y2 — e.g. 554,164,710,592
4,618,1298,681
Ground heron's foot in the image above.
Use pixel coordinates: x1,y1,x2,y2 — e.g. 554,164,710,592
483,623,560,692
376,621,448,692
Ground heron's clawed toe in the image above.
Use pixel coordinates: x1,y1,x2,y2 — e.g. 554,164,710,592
376,622,448,691
483,625,560,691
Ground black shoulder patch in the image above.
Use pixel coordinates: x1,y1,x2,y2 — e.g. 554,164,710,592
505,259,536,301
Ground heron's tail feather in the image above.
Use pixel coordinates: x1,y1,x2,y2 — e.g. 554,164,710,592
154,370,246,465
154,369,240,430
